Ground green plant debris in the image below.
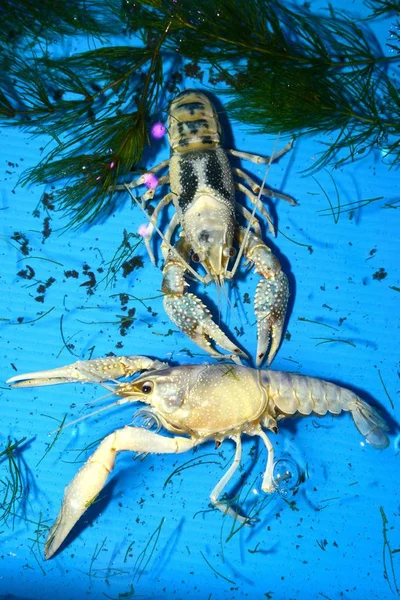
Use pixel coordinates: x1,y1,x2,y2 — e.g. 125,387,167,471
164,453,223,488
152,328,178,337
221,365,240,379
277,228,313,253
0,436,28,527
110,292,164,312
313,173,340,224
281,357,300,365
104,585,135,600
77,309,138,337
62,437,104,464
133,517,165,581
36,413,67,466
103,230,143,287
58,314,81,358
87,345,96,360
17,256,64,267
85,493,106,509
390,286,400,293
123,540,135,564
281,496,299,512
384,199,400,209
380,506,400,596
316,538,328,551
312,337,356,348
9,306,55,325
248,542,261,554
317,196,385,219
223,469,275,543
0,235,26,254
378,369,395,410
27,511,50,576
88,537,108,585
200,551,236,585
298,317,339,331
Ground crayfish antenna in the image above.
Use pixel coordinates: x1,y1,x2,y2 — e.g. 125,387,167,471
214,275,222,325
228,133,281,281
49,397,131,434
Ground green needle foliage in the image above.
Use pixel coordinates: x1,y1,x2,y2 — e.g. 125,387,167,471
0,0,399,227
0,0,121,45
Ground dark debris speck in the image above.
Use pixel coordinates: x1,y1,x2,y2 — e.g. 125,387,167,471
184,62,204,81
80,264,96,294
42,217,52,243
122,256,144,277
17,265,35,280
65,270,79,279
11,232,30,256
119,293,130,307
120,307,136,336
372,268,387,281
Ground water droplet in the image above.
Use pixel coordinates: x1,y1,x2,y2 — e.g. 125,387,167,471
272,458,301,494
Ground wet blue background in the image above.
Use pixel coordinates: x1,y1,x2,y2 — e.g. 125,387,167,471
0,2,399,599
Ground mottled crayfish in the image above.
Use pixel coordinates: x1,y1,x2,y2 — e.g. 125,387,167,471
116,90,295,366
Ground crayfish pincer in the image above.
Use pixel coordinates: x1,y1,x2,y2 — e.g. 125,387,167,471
8,356,389,559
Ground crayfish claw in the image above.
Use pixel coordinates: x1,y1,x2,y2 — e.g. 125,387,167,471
7,356,168,389
164,293,247,362
255,271,289,367
6,363,89,388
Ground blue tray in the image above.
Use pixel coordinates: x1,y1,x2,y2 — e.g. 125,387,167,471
1,4,399,599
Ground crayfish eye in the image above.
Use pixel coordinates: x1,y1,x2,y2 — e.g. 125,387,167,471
192,252,201,263
141,381,153,394
223,246,236,258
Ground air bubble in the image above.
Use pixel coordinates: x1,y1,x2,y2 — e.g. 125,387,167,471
272,458,301,495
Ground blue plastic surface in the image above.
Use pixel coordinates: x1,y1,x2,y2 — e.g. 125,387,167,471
1,4,399,599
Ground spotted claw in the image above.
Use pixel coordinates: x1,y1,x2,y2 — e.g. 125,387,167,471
164,292,247,362
6,356,168,388
255,271,289,366
238,228,289,367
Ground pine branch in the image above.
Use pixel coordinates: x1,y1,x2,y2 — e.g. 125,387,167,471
0,0,121,46
0,0,399,228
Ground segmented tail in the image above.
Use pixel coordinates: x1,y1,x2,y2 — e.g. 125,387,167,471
349,397,390,449
264,371,390,449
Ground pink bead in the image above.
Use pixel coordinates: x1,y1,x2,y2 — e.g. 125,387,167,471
138,223,152,238
142,172,159,190
151,122,166,139
110,161,115,169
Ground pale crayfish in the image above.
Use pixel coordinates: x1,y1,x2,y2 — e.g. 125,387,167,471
116,90,295,365
7,355,389,559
